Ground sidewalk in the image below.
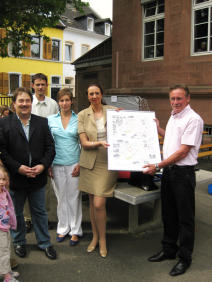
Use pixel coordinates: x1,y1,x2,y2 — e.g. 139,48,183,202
7,161,212,282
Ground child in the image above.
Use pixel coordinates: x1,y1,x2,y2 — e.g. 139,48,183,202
0,165,19,282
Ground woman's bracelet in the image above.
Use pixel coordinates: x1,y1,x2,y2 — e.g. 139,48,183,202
91,141,94,146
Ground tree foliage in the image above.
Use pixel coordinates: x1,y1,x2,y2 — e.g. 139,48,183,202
0,0,88,57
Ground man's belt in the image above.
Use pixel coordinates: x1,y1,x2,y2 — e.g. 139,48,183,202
166,165,195,170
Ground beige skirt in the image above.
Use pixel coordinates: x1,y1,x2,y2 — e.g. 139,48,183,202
79,147,117,197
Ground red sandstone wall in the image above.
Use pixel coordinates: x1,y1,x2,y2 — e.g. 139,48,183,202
112,0,212,88
111,0,212,124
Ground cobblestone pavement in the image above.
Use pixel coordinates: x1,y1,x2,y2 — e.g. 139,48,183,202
4,160,212,282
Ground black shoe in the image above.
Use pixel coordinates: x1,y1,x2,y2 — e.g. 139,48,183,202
14,245,26,258
148,250,176,262
43,246,57,260
169,260,190,276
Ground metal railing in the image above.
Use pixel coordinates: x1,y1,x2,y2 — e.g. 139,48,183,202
0,96,13,107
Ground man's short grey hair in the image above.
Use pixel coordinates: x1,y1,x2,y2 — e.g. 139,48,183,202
169,85,190,97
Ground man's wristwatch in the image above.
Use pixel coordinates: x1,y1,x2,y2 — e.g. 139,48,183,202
155,163,160,172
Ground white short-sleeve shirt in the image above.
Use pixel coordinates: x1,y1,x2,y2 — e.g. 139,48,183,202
163,104,203,166
32,95,59,118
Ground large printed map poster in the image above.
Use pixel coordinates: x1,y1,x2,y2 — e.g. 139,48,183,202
107,110,161,171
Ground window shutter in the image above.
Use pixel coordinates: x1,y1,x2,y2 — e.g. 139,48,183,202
43,40,47,59
0,72,3,94
22,74,31,88
0,28,7,55
3,72,9,94
43,39,52,60
0,28,6,39
0,72,9,95
23,41,31,57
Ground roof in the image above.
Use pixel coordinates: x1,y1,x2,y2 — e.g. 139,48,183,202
60,4,112,35
72,36,112,66
95,18,112,24
55,20,66,29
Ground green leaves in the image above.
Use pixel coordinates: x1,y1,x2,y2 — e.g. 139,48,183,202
0,0,88,57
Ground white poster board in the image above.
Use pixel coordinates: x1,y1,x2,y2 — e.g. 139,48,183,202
107,110,161,171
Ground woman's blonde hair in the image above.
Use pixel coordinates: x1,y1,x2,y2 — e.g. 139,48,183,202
0,165,10,190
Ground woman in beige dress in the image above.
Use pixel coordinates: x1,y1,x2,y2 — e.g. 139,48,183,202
78,84,117,258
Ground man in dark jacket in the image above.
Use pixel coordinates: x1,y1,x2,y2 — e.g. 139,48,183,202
0,87,57,260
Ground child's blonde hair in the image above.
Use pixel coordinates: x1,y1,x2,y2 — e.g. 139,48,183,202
0,165,10,190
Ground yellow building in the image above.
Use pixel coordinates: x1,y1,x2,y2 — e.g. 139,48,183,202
0,26,64,105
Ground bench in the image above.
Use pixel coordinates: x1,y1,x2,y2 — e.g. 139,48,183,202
199,144,212,150
114,169,212,233
198,143,212,159
198,151,212,158
114,182,161,233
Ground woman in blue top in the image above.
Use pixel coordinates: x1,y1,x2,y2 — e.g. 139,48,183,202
48,88,82,246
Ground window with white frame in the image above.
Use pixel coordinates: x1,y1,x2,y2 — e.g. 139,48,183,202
65,77,74,85
51,76,61,101
192,0,212,54
87,17,94,31
142,0,165,60
51,76,60,85
52,39,60,61
9,73,20,94
31,36,40,58
65,76,74,96
81,44,90,55
105,23,111,36
65,43,73,61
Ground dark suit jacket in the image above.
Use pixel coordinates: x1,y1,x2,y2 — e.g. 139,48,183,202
0,113,55,191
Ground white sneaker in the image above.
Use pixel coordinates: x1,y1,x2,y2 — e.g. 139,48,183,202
1,271,19,280
3,276,19,282
9,271,20,278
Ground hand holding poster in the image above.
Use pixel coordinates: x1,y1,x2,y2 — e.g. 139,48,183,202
107,110,161,171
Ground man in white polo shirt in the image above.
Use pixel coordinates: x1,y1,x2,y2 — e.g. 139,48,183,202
31,73,58,117
143,85,203,276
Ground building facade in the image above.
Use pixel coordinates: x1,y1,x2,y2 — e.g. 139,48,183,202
0,4,111,105
109,0,212,126
73,37,112,112
0,26,64,101
62,4,111,97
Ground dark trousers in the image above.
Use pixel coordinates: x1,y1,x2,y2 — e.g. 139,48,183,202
10,187,51,249
161,166,196,263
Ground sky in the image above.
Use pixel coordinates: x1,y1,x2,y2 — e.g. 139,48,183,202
83,0,113,19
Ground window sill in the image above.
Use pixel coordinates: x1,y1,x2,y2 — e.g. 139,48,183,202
191,52,212,57
20,56,62,63
142,57,164,62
